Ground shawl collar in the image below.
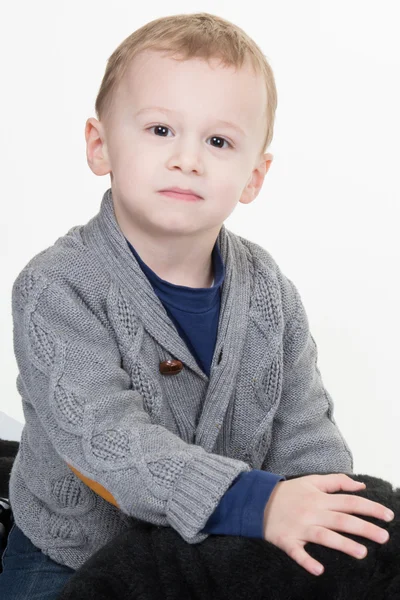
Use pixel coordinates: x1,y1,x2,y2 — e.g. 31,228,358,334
82,188,252,451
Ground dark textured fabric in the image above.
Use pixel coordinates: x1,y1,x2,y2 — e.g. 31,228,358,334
58,473,400,600
0,441,18,498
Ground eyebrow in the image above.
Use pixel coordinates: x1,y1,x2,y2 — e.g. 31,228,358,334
134,106,247,137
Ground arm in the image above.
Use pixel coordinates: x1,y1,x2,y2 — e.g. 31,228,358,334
66,462,119,508
261,276,354,477
68,456,285,540
12,267,251,543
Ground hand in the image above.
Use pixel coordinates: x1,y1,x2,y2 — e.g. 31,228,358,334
263,473,394,576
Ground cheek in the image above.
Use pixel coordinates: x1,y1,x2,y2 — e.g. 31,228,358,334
111,148,152,182
213,169,247,198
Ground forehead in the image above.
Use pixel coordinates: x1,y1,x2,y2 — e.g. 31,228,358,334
115,50,266,136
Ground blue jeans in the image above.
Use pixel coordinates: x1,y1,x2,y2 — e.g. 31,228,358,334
0,523,75,599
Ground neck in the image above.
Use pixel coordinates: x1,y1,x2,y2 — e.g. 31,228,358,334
113,193,218,288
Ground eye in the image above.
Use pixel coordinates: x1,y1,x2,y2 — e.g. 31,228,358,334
146,125,232,149
148,125,173,138
207,136,232,150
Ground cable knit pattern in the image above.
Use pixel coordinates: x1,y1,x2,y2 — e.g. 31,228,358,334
8,187,353,570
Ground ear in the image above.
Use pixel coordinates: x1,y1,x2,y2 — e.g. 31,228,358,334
85,118,112,176
239,153,273,205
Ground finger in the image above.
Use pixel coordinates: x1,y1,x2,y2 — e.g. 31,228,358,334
307,525,368,560
319,511,390,545
327,494,395,522
285,542,325,577
313,473,366,494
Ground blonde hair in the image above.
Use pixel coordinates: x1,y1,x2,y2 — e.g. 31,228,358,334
95,12,278,156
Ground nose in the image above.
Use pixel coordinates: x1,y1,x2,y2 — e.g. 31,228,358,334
166,137,204,174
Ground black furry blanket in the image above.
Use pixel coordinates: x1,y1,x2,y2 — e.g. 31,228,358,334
0,440,19,499
58,473,400,600
1,442,399,599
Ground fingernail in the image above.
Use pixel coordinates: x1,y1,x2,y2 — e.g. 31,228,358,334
379,530,389,543
385,511,394,521
314,565,324,575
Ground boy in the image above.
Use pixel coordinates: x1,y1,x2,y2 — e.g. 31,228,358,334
0,12,393,598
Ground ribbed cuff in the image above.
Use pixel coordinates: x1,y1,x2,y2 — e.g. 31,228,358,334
167,452,251,543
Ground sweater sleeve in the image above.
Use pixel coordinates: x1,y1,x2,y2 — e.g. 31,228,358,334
202,470,285,538
261,276,354,477
11,267,251,544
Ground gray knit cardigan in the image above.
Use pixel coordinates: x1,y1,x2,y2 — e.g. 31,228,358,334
9,188,353,570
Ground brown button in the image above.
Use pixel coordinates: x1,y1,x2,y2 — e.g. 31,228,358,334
159,359,183,375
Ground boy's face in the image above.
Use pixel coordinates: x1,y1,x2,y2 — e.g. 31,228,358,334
86,50,273,240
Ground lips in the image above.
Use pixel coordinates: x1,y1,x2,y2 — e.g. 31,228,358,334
161,187,202,197
158,188,203,202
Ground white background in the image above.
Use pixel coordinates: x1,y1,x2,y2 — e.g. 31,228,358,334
1,1,399,485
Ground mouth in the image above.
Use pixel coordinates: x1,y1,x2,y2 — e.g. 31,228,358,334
158,188,203,202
